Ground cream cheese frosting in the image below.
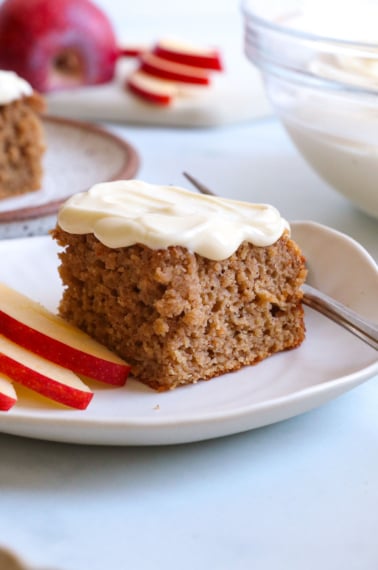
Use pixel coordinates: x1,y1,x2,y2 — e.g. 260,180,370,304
57,180,289,261
285,0,378,89
0,70,33,105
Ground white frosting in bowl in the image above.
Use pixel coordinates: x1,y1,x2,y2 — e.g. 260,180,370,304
287,0,378,43
57,180,289,261
286,1,378,89
0,70,33,105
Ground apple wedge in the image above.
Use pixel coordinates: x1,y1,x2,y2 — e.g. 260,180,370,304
127,70,178,105
139,52,211,85
0,335,92,409
0,283,130,386
153,39,223,71
0,374,17,411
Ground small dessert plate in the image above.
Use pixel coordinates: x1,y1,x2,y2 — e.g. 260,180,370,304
0,116,139,239
0,221,376,446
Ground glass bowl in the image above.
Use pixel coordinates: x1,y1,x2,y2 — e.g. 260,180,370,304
241,0,378,219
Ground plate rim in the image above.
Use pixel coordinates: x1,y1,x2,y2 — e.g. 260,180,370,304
0,115,140,223
3,360,377,427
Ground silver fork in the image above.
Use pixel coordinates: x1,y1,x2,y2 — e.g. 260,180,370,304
183,171,378,351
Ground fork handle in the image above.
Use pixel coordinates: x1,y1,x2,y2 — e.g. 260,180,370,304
302,284,378,351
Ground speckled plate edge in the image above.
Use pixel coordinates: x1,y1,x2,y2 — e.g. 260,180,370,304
0,115,140,224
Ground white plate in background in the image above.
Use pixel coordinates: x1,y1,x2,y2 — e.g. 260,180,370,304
47,56,270,128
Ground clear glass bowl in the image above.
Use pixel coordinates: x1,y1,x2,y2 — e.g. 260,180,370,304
241,0,378,219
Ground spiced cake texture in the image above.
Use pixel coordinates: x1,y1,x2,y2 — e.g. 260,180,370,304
52,227,307,391
0,92,45,199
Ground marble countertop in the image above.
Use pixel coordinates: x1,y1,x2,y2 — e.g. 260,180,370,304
0,1,377,569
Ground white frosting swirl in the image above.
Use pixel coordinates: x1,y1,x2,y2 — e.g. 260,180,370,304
57,180,289,261
0,70,33,105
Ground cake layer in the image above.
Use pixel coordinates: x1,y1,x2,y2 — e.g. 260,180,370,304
53,225,307,390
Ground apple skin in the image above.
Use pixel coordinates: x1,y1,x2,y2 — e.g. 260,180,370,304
126,40,224,105
139,53,211,86
0,283,130,386
0,311,130,386
0,0,119,92
0,375,17,411
0,335,93,410
127,71,177,106
154,41,223,71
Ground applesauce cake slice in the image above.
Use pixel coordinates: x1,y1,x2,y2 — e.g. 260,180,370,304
52,180,307,391
0,70,45,199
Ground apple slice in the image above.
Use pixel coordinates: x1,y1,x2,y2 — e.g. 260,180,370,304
0,283,130,386
127,70,178,105
0,335,92,409
153,39,223,71
0,374,17,411
139,52,211,85
118,44,146,58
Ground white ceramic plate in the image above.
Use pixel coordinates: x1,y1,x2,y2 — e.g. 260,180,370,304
0,116,139,240
46,55,270,128
0,221,377,446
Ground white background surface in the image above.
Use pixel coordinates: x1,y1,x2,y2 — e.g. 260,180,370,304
0,1,377,569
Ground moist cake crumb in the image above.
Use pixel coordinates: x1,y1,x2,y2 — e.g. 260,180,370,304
0,91,45,200
52,226,307,391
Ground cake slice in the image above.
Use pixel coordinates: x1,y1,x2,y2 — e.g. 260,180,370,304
0,70,45,199
52,180,307,391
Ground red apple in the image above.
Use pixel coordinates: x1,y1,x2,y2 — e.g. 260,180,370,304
0,374,17,411
139,52,211,85
153,39,223,71
127,70,178,106
0,0,119,92
0,283,130,386
0,335,93,409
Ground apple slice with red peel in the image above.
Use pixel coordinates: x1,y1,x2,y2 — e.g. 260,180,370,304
0,335,92,410
0,283,130,386
127,70,178,105
139,52,211,85
153,39,223,71
118,44,146,58
0,374,17,411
